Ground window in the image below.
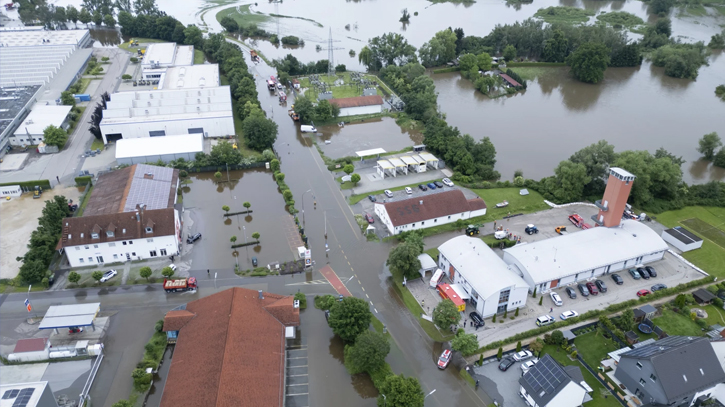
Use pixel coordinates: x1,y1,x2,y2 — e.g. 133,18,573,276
145,227,153,233
109,243,116,247
434,219,437,223
160,249,167,256
639,378,646,386
75,247,80,251
150,250,157,257
650,374,657,382
123,241,127,245
412,223,416,227
149,130,166,137
636,362,643,370
113,254,118,260
131,252,136,256
84,246,89,250
94,245,98,248
188,127,204,134
129,241,133,245
107,231,114,237
448,215,451,219
422,221,425,225
79,258,84,263
147,238,154,243
88,257,93,262
91,233,99,239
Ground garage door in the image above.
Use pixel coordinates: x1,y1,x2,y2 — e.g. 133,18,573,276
550,279,559,288
641,252,665,264
559,275,576,286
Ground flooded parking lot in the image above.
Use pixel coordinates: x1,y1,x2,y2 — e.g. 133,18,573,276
316,116,423,160
182,168,298,271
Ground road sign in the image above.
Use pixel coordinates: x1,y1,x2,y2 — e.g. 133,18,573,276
305,249,312,267
25,299,32,312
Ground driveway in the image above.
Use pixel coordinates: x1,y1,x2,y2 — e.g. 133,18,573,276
472,360,527,407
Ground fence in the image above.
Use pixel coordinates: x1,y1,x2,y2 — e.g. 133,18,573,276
577,354,628,407
78,347,104,407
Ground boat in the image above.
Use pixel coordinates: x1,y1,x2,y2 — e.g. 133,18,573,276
495,200,509,208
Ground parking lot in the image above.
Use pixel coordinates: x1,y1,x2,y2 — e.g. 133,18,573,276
472,359,527,407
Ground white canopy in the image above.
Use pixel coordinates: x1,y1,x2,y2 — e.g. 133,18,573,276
356,148,386,157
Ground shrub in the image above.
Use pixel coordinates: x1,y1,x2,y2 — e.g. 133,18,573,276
713,298,723,308
516,341,522,352
294,292,307,309
492,314,496,322
497,347,503,360
696,319,708,329
538,296,543,306
155,320,164,332
571,350,578,358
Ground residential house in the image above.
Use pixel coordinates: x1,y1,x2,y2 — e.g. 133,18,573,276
519,354,590,407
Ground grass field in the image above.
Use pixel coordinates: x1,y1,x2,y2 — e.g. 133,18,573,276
653,206,725,277
703,304,725,326
534,6,595,24
595,11,645,29
216,5,269,28
299,72,386,100
194,49,205,64
681,217,725,248
542,345,620,407
652,309,704,337
471,188,551,218
508,66,563,81
91,138,105,151
573,331,622,369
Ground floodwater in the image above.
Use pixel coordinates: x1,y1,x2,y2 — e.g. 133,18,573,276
434,56,725,183
182,168,297,270
316,116,423,159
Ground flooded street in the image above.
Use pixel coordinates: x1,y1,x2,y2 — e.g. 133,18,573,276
182,169,296,270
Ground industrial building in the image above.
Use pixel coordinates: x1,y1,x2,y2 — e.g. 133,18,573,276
438,236,529,317
374,190,487,235
661,226,703,252
158,64,220,90
375,153,439,178
115,134,204,165
99,86,234,143
329,95,384,117
0,381,59,407
11,105,72,146
141,42,194,80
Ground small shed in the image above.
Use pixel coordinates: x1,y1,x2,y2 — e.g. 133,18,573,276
661,226,703,252
563,329,576,345
7,338,50,362
625,331,639,345
633,304,657,322
693,288,717,305
417,253,437,278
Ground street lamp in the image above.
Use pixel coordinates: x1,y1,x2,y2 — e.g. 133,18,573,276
425,389,436,398
301,189,315,226
381,394,386,407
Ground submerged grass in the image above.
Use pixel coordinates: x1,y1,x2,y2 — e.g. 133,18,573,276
534,6,596,24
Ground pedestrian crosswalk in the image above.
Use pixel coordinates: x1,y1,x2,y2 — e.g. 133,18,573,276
286,279,330,286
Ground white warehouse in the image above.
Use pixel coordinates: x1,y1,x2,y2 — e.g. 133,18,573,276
329,95,384,117
11,104,71,146
116,134,204,165
99,86,234,144
439,236,529,317
503,220,669,294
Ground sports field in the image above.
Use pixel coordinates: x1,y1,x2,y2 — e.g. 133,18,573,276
682,217,725,249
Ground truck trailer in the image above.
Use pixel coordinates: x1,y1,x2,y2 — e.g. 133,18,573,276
164,277,197,293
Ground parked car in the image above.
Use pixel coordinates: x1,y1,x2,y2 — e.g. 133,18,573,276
434,181,444,188
521,360,538,374
513,350,533,361
651,283,667,292
442,178,454,187
469,312,485,328
405,187,413,194
438,349,452,369
384,190,393,198
368,195,377,202
252,257,258,267
645,266,657,278
168,264,177,272
565,287,577,299
637,289,651,297
586,282,599,295
636,267,649,279
187,233,202,244
560,310,579,320
536,315,555,327
427,182,437,190
595,279,607,293
364,213,374,223
418,184,428,191
69,327,84,334
628,268,641,280
550,292,563,306
498,357,515,371
100,269,117,282
611,273,624,285
577,283,590,297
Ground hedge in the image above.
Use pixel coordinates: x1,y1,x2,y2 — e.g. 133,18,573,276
475,276,715,354
75,176,92,186
0,180,51,190
432,66,462,74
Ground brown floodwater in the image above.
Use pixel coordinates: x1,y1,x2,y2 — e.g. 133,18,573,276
316,116,423,159
433,56,725,183
182,168,297,270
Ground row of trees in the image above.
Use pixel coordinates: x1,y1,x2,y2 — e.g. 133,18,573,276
291,97,340,124
17,196,71,284
219,15,271,38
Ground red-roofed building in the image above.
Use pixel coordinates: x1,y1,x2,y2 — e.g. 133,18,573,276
160,287,300,407
9,338,49,362
374,189,487,235
499,73,522,88
329,95,384,117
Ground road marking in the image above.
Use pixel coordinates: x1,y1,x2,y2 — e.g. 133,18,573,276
361,286,365,291
350,267,354,272
288,356,308,360
347,261,351,266
287,393,309,396
287,365,308,368
286,383,308,386
369,300,374,306
287,374,308,377
366,294,369,299
286,280,329,286
374,308,378,313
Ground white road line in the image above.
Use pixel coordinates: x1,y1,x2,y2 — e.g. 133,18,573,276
286,383,308,386
287,374,308,377
288,357,308,359
287,365,308,368
369,300,374,306
374,308,378,313
287,393,309,396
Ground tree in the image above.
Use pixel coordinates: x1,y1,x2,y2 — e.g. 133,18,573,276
503,44,517,61
139,266,152,281
67,5,79,27
43,125,68,148
358,46,374,71
551,160,591,202
399,8,410,22
242,109,278,151
293,96,315,124
270,159,280,172
230,236,237,244
327,296,372,343
551,330,565,346
418,29,457,67
377,374,424,407
709,31,725,49
209,140,242,165
222,205,230,213
713,148,725,168
220,15,239,33
103,14,115,27
243,202,251,211
275,172,285,182
60,91,76,106
252,232,260,241
566,42,610,84
433,299,461,331
655,17,672,37
92,270,104,283
386,241,422,280
616,309,635,332
543,29,569,62
367,33,418,70
497,347,503,360
350,173,361,185
450,332,478,356
54,6,67,26
613,150,682,206
214,171,222,180
161,266,174,279
92,10,103,26
516,341,522,352
183,25,204,48
79,8,92,27
314,99,336,122
529,338,544,356
569,140,617,181
698,132,722,160
344,331,390,374
342,164,354,175
68,271,81,284
477,52,493,71
458,53,478,72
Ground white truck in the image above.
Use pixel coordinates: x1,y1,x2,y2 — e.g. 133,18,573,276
300,125,317,133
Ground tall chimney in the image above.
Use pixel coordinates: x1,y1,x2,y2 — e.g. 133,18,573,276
258,290,264,300
593,167,636,228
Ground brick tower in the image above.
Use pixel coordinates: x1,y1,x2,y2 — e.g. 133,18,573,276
592,167,636,228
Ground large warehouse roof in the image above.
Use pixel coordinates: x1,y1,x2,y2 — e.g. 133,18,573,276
38,303,100,330
162,64,220,90
116,134,203,160
504,220,668,284
439,236,528,300
0,29,89,47
13,105,71,136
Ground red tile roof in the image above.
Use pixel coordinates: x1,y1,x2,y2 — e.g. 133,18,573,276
329,95,383,108
160,288,300,407
13,338,47,353
377,190,486,227
162,310,195,332
499,73,522,87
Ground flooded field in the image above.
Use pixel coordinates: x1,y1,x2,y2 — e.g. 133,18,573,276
316,116,423,159
182,168,297,271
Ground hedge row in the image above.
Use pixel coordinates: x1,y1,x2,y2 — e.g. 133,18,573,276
432,66,462,74
74,176,92,186
476,276,715,354
0,180,51,190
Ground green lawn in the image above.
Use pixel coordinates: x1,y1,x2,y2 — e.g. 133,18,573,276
335,176,356,190
508,66,563,81
542,345,621,407
652,309,705,337
703,304,725,326
299,72,386,100
66,106,87,135
194,49,205,64
534,6,596,24
471,187,551,220
653,206,725,278
90,138,105,151
424,247,440,261
573,332,622,369
216,4,270,28
75,185,94,216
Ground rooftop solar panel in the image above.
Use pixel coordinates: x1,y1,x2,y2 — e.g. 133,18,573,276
524,355,569,396
2,389,19,399
621,336,698,359
12,388,34,407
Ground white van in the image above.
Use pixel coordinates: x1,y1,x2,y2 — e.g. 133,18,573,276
535,315,555,327
301,125,317,133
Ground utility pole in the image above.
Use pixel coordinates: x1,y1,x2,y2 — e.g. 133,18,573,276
322,28,343,78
